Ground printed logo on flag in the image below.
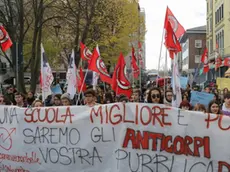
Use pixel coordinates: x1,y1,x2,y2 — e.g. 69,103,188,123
96,58,110,77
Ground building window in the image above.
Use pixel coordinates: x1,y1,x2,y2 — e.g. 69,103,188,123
195,55,201,63
210,17,213,32
222,30,224,49
215,4,224,25
207,2,209,12
195,40,202,48
221,4,224,18
210,39,213,53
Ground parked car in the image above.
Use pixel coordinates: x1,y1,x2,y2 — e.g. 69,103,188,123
3,76,31,85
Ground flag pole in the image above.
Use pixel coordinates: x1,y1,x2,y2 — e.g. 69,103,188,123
76,68,89,105
164,49,168,97
157,29,165,87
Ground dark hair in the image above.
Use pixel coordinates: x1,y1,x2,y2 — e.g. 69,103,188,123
14,92,23,97
28,91,34,95
84,89,96,97
133,89,141,96
147,87,163,104
104,92,114,104
224,92,230,99
54,94,61,100
118,94,129,102
208,100,221,114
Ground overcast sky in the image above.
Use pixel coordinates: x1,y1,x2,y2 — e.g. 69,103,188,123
139,0,206,70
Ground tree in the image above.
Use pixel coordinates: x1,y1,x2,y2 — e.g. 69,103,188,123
0,0,33,93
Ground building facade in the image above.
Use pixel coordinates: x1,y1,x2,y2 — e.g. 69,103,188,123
179,26,206,85
206,0,230,79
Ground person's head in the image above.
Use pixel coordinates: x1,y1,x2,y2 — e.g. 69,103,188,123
204,86,210,93
144,89,150,101
61,93,71,106
147,87,162,104
53,94,61,106
213,93,219,101
0,95,6,105
208,100,220,114
84,89,96,105
223,88,228,94
7,85,14,94
118,94,129,103
14,92,24,104
104,92,114,104
165,90,173,103
32,100,43,107
132,90,141,102
110,90,115,98
27,91,34,99
224,92,230,107
193,104,206,113
192,85,199,91
179,100,191,110
213,89,218,94
182,94,189,101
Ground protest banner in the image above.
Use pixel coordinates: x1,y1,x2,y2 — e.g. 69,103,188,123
217,77,230,90
180,76,188,89
190,91,214,108
0,103,229,172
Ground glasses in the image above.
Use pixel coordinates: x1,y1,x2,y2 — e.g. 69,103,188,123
151,94,160,99
166,94,173,97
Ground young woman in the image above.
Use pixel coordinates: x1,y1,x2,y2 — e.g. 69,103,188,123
179,100,191,110
147,87,163,104
208,100,221,114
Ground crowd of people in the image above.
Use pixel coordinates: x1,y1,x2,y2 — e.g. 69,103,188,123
1,82,230,116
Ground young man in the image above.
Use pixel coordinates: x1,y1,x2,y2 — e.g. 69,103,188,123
84,89,98,107
14,92,27,107
222,92,230,116
61,93,72,106
164,90,173,106
132,90,141,102
204,86,211,93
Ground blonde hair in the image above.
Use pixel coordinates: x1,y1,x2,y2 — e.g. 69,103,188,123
32,99,43,107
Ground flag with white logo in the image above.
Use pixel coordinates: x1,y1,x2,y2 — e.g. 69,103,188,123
40,44,54,102
66,49,77,99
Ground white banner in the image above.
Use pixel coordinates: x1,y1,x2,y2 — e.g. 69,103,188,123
0,103,229,172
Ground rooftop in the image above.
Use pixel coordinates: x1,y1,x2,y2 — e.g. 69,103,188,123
180,25,206,43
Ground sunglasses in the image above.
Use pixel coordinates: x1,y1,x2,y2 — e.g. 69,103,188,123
151,94,160,99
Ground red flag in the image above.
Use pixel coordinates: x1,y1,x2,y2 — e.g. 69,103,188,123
131,47,140,79
201,48,209,73
224,57,230,67
164,7,185,39
78,67,87,92
80,42,92,62
112,53,132,98
138,42,144,68
0,25,13,52
215,43,222,71
88,47,112,84
215,57,222,71
164,21,181,59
